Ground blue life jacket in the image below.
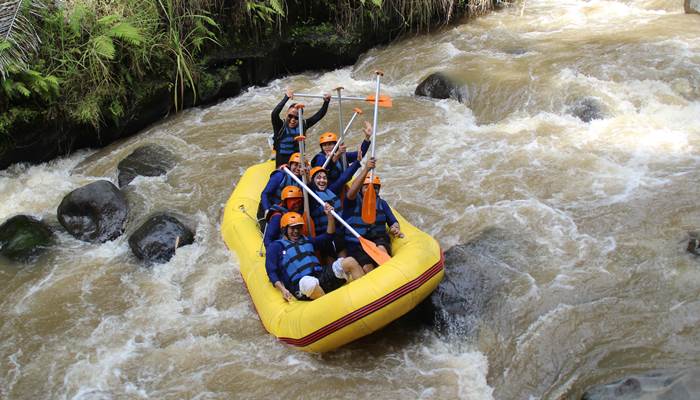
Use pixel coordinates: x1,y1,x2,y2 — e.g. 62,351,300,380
278,126,300,156
272,172,300,206
311,189,342,235
344,195,388,245
278,237,322,288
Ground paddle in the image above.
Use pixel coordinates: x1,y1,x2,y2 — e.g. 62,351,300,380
281,166,391,266
294,93,392,108
321,107,363,170
294,104,315,237
334,86,348,169
362,71,383,224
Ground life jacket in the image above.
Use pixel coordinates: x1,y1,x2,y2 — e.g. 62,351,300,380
267,204,288,221
270,170,300,206
311,189,342,235
344,194,388,245
317,152,344,184
278,237,322,289
277,125,300,156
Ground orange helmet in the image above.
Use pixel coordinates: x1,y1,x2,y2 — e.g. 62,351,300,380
363,174,381,186
288,153,301,164
280,212,305,229
319,132,338,145
280,185,302,200
309,166,327,180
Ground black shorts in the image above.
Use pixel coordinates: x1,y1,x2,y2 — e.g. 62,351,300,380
347,234,391,267
315,232,347,260
293,266,344,300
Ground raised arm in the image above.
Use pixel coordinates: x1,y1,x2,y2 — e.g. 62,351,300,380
329,159,361,195
346,157,375,201
303,93,331,130
271,89,293,134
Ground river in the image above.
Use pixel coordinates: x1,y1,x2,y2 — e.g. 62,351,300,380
2,0,700,398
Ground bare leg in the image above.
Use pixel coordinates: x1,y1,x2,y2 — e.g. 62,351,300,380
377,245,389,255
342,257,365,280
363,264,374,273
308,284,326,300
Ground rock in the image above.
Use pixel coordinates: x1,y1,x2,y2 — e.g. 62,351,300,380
568,97,605,122
0,215,54,262
404,228,516,335
128,214,194,264
415,72,467,103
57,180,129,243
117,144,177,187
582,369,700,400
686,0,700,14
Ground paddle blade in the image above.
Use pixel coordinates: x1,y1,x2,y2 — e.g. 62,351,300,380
359,236,391,265
361,184,377,224
365,95,392,108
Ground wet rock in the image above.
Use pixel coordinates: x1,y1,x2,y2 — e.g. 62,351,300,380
582,369,700,400
415,72,467,103
117,145,177,187
568,97,605,122
128,214,194,264
0,215,54,262
686,0,700,14
57,180,129,243
405,228,515,335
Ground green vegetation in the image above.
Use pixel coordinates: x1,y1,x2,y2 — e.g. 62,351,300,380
0,0,496,160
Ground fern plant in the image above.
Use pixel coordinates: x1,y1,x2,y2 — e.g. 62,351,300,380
0,0,44,79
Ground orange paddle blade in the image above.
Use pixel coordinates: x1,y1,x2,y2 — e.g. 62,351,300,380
361,184,377,224
365,95,392,108
359,236,391,265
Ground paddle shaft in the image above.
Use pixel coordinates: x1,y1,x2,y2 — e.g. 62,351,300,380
336,88,348,168
294,93,377,102
297,107,313,230
321,110,361,170
282,167,363,239
368,72,382,182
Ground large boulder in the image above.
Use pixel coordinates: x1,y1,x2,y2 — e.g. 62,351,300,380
117,144,177,187
415,72,467,103
0,215,54,262
582,369,700,400
128,214,195,264
405,228,515,335
686,0,700,14
57,180,129,243
568,97,605,122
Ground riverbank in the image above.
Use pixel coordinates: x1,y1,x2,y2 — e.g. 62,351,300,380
0,0,502,169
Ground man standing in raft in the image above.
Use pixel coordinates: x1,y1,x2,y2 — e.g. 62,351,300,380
265,208,365,301
342,160,403,273
272,88,331,167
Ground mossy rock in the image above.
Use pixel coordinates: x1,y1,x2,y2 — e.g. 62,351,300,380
0,215,54,262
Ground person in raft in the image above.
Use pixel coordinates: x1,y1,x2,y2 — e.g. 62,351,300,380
342,160,404,273
263,185,304,248
266,209,366,301
311,121,373,186
307,158,374,264
272,88,331,167
260,152,306,225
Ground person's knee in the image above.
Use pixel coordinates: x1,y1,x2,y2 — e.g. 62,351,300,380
362,264,374,273
340,257,364,279
299,276,323,299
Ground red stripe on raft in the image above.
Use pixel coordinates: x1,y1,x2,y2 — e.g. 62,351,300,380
279,252,445,348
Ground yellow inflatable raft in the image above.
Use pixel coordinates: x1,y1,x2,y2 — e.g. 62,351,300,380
221,160,444,352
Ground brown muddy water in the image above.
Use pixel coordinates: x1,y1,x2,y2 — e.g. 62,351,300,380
2,0,700,398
